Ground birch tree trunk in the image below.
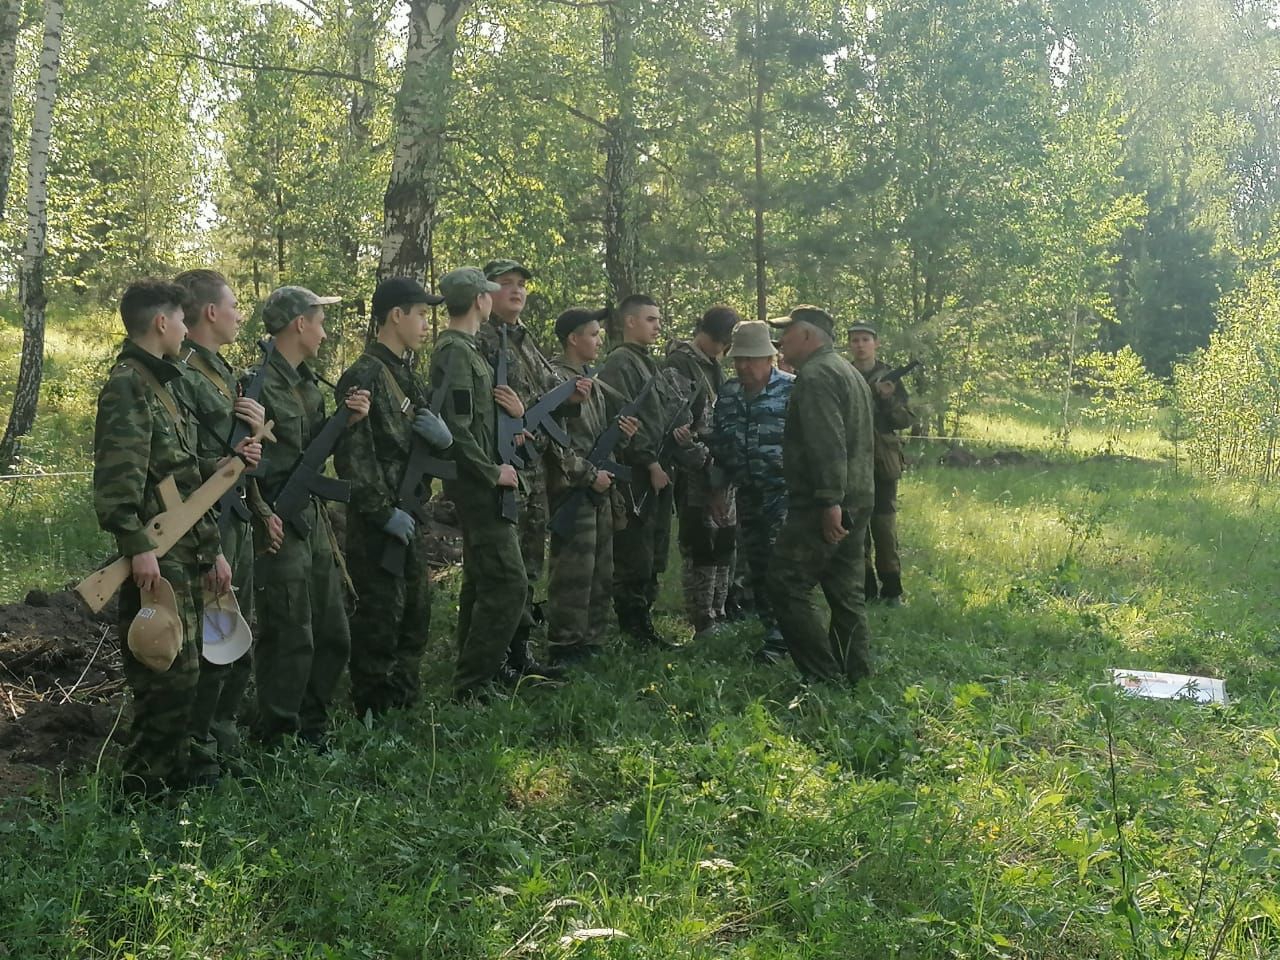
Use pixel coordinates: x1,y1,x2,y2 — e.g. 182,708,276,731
602,0,640,306
0,0,64,471
377,0,470,284
0,0,21,218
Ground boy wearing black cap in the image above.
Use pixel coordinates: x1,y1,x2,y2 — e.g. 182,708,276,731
544,308,640,664
334,278,453,718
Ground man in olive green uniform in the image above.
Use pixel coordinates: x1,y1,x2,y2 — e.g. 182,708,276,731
598,294,681,647
172,269,279,779
428,267,528,699
93,278,258,795
848,322,916,605
250,286,369,746
768,306,876,684
665,306,739,635
475,258,575,678
335,277,453,718
544,308,640,664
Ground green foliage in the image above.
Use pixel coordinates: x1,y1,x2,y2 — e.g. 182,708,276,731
1076,346,1168,451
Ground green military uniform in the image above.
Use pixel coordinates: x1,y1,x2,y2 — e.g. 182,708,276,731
474,316,558,665
769,337,876,683
249,347,352,743
544,355,616,658
429,328,527,695
856,360,916,601
93,340,220,792
172,339,268,772
334,343,435,716
597,341,673,640
665,340,735,632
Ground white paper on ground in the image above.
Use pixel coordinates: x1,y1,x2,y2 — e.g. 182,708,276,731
1111,668,1227,705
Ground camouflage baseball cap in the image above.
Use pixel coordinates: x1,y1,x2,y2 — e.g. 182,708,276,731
439,267,501,311
483,258,532,281
261,285,341,334
767,305,835,338
847,322,878,338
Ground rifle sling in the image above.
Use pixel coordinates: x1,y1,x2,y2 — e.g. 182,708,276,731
182,348,235,403
118,358,182,427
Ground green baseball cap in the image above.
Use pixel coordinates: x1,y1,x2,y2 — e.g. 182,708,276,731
767,305,835,338
439,267,501,311
262,285,340,334
483,259,532,281
847,322,878,338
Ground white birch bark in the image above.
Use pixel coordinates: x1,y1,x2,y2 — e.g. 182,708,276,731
0,0,22,218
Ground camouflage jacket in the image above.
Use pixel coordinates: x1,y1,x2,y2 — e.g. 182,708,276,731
429,328,501,500
334,342,431,527
663,340,723,503
476,317,558,468
855,360,916,481
597,342,665,469
710,367,794,495
244,346,330,502
173,339,273,527
92,339,220,566
783,344,875,511
544,356,611,498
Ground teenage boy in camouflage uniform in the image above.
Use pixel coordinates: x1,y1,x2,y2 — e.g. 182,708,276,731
250,286,369,746
847,322,916,605
598,294,681,647
334,277,453,718
768,306,876,685
665,306,739,635
172,269,280,780
709,320,794,663
428,267,528,700
544,307,640,665
93,278,260,794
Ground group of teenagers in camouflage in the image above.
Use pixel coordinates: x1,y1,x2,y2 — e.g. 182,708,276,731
91,260,915,797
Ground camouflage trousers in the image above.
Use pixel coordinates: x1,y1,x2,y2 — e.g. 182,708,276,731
346,509,431,717
546,489,613,654
736,484,788,638
511,461,549,664
771,504,874,684
252,500,352,743
188,513,254,777
612,483,674,630
454,490,527,694
677,490,737,631
866,476,902,592
119,558,203,792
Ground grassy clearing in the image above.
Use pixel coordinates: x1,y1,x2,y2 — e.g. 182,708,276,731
5,331,1280,958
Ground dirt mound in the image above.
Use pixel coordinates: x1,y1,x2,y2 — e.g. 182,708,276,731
0,589,124,800
939,446,1040,468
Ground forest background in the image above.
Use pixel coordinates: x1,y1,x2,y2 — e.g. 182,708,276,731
0,0,1277,480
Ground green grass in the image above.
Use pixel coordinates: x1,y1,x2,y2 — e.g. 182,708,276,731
6,333,1280,957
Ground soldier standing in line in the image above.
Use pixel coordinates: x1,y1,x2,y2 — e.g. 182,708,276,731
847,322,916,606
334,278,454,719
428,267,529,701
94,278,261,795
708,320,794,663
598,294,681,648
172,269,281,782
768,306,877,685
665,306,739,636
544,307,640,666
475,259,588,679
249,286,370,747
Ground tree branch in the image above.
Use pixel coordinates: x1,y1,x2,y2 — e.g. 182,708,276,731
144,44,388,92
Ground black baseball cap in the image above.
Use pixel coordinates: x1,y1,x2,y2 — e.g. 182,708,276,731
372,277,445,321
555,307,610,342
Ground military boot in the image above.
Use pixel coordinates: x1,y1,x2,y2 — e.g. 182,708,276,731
879,571,905,607
505,623,566,680
864,567,880,603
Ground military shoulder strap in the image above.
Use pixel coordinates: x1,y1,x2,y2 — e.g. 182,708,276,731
118,357,182,426
369,354,415,420
182,347,234,402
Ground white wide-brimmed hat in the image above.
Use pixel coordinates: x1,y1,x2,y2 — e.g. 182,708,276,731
201,589,252,665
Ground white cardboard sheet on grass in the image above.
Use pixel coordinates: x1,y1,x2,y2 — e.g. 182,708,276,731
1111,668,1227,705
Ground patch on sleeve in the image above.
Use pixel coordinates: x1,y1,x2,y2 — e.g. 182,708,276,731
452,389,472,415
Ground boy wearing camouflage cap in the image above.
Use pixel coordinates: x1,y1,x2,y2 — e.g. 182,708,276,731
428,267,528,699
93,278,261,795
334,277,452,718
249,285,370,746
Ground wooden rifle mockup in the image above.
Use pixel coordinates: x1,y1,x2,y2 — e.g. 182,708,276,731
75,420,277,613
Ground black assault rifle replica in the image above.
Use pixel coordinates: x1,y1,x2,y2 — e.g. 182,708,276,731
380,388,458,576
632,371,695,518
547,372,656,540
494,325,579,524
272,401,354,538
217,339,276,539
880,359,922,384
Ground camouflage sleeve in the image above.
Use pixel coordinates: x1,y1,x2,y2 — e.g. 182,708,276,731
878,381,916,432
796,373,850,506
431,345,501,487
169,373,223,480
93,375,158,558
334,367,397,527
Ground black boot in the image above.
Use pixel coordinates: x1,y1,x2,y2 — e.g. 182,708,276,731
879,571,904,607
506,623,566,680
864,567,880,603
